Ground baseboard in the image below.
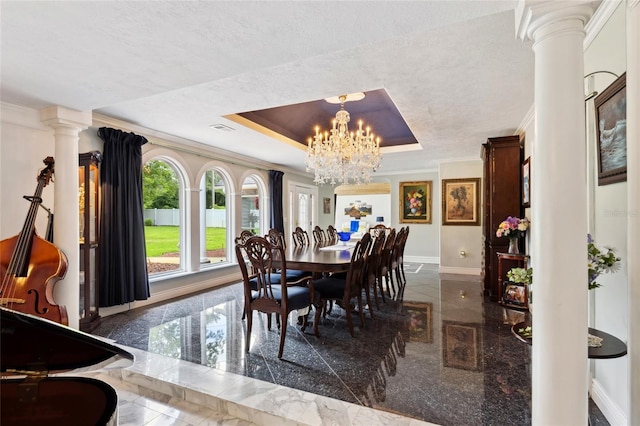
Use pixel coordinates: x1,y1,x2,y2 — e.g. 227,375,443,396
438,266,481,275
590,378,627,425
100,271,241,317
404,255,438,264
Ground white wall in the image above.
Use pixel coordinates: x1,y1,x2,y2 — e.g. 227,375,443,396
584,3,629,422
1,105,56,240
438,159,484,274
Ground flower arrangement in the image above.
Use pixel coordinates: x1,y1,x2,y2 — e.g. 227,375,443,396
405,189,424,216
505,235,621,290
507,267,533,285
496,216,529,239
588,234,621,290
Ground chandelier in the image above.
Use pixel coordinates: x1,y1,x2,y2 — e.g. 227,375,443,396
306,94,381,185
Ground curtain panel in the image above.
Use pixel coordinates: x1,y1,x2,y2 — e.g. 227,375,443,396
269,170,285,234
97,127,150,306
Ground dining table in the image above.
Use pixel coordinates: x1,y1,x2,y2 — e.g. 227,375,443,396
274,241,356,276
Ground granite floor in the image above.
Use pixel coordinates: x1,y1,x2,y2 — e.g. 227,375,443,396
92,263,608,425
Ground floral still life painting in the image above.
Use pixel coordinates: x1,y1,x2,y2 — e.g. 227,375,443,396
400,181,432,223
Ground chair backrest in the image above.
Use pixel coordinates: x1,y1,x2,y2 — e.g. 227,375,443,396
265,228,286,249
312,225,327,244
235,236,289,308
235,229,254,245
292,226,310,247
326,225,339,243
366,231,386,287
380,228,396,273
391,227,408,267
370,224,388,238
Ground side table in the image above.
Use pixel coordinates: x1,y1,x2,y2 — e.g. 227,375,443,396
497,253,530,310
511,320,627,359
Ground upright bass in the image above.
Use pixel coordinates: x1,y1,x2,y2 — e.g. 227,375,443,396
0,157,68,325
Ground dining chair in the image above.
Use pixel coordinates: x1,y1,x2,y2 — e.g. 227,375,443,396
312,233,372,337
365,231,386,312
312,225,327,244
398,226,410,285
377,227,396,301
235,235,317,359
388,227,408,297
292,226,310,247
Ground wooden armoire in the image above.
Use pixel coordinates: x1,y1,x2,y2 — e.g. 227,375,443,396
482,135,523,301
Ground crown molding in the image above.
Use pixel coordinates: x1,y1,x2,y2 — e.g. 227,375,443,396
93,113,304,176
584,0,622,49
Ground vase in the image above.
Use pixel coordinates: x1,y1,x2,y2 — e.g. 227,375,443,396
508,237,519,254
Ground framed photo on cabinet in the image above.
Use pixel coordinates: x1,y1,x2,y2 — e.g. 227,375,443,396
400,181,432,223
522,157,531,208
595,72,626,186
442,178,481,226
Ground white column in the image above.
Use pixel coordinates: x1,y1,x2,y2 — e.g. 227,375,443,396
516,2,595,424
40,106,92,329
627,1,640,423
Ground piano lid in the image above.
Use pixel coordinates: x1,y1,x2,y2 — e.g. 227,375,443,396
1,307,133,374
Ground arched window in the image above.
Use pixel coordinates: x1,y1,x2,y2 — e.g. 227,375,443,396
142,158,184,275
200,169,229,265
241,176,261,235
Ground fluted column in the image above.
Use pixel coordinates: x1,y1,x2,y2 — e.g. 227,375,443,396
516,1,595,424
627,1,640,423
40,106,92,329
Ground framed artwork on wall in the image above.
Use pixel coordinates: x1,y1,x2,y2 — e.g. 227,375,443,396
441,178,481,226
522,157,531,208
399,181,432,223
323,197,331,214
594,72,626,186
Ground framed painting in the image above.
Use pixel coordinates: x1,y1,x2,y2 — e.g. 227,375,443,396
400,181,432,224
323,197,331,214
441,178,480,226
522,157,531,208
594,72,626,186
404,302,433,344
442,321,483,371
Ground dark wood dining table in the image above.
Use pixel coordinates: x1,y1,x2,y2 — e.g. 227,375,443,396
274,242,355,275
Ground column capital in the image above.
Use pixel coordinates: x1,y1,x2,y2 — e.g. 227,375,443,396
516,0,596,43
40,105,92,130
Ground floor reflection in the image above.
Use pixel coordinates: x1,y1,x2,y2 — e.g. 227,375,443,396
94,264,537,425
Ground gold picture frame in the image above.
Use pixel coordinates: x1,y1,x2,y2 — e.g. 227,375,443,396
399,181,432,224
441,178,481,226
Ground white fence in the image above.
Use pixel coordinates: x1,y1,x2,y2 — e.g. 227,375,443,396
144,209,227,227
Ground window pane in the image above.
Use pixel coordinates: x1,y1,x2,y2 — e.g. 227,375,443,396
202,170,228,264
241,177,260,234
142,159,182,275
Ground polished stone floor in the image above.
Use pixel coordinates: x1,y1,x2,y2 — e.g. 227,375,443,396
92,263,608,425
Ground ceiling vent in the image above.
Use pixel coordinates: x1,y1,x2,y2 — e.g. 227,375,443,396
209,123,235,132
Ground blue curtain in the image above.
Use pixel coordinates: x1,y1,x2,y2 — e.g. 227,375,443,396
269,170,284,234
98,127,150,306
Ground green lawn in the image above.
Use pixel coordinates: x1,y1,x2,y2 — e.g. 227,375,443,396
144,226,226,257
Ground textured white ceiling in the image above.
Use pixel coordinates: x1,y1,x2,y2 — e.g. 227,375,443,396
1,1,536,176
